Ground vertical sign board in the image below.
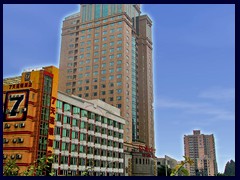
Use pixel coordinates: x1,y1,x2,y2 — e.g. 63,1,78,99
4,90,29,121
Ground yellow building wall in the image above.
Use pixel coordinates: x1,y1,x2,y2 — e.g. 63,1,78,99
3,66,59,174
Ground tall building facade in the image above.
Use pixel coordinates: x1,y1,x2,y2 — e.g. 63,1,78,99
59,4,154,151
184,130,218,176
3,66,59,173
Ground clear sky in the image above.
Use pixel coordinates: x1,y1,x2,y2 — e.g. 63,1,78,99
3,4,235,173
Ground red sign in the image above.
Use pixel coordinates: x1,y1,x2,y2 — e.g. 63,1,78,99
138,145,155,158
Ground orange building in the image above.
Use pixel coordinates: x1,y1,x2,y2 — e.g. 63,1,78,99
3,66,59,173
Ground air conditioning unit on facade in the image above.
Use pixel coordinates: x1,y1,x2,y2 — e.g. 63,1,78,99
14,124,18,128
12,139,17,143
4,124,10,128
16,154,22,159
11,155,15,159
3,154,7,159
18,138,24,143
19,123,25,128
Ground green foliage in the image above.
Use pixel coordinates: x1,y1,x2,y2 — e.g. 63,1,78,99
170,156,194,176
157,165,172,176
3,159,20,176
217,173,225,176
3,155,54,176
224,159,235,176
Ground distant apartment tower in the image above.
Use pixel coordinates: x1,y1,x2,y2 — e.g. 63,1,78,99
58,4,154,151
184,130,218,176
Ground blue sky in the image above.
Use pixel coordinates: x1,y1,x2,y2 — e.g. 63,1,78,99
3,4,235,173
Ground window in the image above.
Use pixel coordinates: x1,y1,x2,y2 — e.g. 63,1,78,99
117,47,122,51
86,59,90,63
101,84,106,88
117,34,122,38
117,74,122,79
109,83,114,87
117,67,122,72
85,86,89,90
94,52,99,56
79,54,84,59
101,91,106,95
102,37,107,41
103,31,107,35
94,59,99,63
87,34,91,38
79,61,84,65
110,35,114,39
87,41,91,45
95,32,99,36
85,79,90,83
102,56,107,61
118,27,122,31
80,48,84,52
109,90,114,94
110,29,114,33
110,62,114,66
117,40,122,44
117,60,122,64
109,69,114,73
85,73,90,77
86,66,90,70
78,87,82,91
94,39,99,43
109,55,114,59
93,92,97,96
117,53,122,58
102,63,106,68
109,75,114,80
94,45,99,50
109,97,113,101
117,96,122,100
103,25,108,29
93,78,98,82
102,50,107,54
102,43,107,48
117,89,122,93
101,70,106,74
110,42,114,46
101,77,106,81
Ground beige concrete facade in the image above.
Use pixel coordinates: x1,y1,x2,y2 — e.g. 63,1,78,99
184,130,218,176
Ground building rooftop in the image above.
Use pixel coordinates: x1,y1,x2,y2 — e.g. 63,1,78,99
3,76,21,85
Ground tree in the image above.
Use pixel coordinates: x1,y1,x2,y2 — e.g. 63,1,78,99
224,160,235,176
157,165,172,176
170,156,194,176
3,156,54,176
3,159,20,176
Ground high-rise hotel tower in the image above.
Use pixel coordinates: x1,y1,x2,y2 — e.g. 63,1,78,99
59,4,154,156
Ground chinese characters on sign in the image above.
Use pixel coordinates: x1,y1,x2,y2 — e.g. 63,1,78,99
139,145,155,158
9,82,32,90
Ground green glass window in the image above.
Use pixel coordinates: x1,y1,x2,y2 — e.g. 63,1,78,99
102,117,108,124
81,109,88,117
63,116,70,124
102,4,108,17
79,145,85,153
56,100,62,109
80,133,86,141
96,114,101,122
95,4,101,19
55,113,61,121
72,119,78,126
73,107,80,114
72,131,78,139
71,144,77,152
64,103,71,111
80,121,86,129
